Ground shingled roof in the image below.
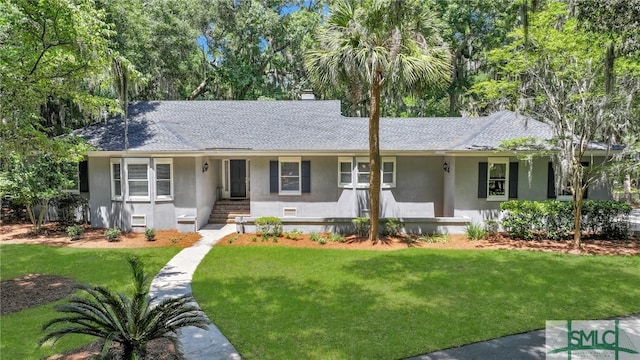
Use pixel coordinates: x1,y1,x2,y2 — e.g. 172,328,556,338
75,100,553,152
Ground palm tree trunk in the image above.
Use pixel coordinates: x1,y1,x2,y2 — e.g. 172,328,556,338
369,73,382,241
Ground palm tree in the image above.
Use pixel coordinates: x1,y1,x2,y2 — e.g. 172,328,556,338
306,0,451,240
40,257,209,360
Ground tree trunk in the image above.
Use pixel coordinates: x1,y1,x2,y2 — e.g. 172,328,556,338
572,179,584,248
368,74,382,241
624,174,631,203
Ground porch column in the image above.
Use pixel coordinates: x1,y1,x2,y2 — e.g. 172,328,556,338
442,156,455,217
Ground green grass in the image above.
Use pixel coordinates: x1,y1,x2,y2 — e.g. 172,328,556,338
192,247,640,360
0,244,181,359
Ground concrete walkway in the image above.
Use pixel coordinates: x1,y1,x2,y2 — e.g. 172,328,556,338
149,223,241,360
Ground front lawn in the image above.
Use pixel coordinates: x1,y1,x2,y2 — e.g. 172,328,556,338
0,244,181,359
193,247,640,360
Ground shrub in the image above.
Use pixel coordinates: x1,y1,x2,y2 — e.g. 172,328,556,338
329,233,344,243
144,228,156,241
284,228,303,240
318,238,327,245
500,200,631,240
418,232,449,244
484,219,499,236
309,232,321,242
255,217,283,237
381,218,404,236
352,217,370,237
40,257,209,359
465,223,486,240
66,224,84,240
52,193,88,226
104,227,121,242
500,201,546,239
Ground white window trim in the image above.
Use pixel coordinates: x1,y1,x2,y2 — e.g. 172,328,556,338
110,158,123,201
125,158,150,201
279,157,301,195
338,157,353,188
353,156,396,189
355,157,370,188
381,157,396,188
154,158,173,201
487,157,509,202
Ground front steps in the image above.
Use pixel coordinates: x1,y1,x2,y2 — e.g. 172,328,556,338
208,199,250,224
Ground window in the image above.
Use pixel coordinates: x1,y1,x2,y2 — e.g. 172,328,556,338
381,157,396,188
279,157,301,195
126,159,149,200
353,157,396,188
155,159,173,200
487,157,509,201
356,157,370,187
338,157,353,187
110,159,122,200
547,162,589,200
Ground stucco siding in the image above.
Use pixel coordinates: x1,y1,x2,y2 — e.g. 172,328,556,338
196,157,219,229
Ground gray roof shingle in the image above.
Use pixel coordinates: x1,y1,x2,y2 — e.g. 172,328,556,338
75,101,554,152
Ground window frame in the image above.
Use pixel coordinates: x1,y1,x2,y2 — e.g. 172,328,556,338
125,158,150,201
278,157,301,195
381,157,396,188
351,156,396,189
110,158,123,200
154,158,173,201
338,157,353,188
487,157,509,201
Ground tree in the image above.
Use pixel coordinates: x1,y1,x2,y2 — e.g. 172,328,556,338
471,1,639,247
40,257,210,360
306,0,450,240
191,0,324,100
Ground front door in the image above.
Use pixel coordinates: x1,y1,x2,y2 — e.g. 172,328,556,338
230,160,246,198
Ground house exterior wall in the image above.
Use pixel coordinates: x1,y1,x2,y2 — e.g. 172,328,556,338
249,155,442,219
452,155,612,224
195,157,220,229
88,156,199,232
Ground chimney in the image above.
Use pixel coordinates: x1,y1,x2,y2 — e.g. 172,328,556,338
301,89,315,100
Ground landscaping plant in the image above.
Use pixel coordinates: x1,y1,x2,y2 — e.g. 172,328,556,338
465,223,487,240
255,217,283,237
104,227,121,242
144,228,156,241
66,224,84,240
39,257,210,360
381,218,404,236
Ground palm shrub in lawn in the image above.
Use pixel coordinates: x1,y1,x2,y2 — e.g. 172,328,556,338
40,257,210,359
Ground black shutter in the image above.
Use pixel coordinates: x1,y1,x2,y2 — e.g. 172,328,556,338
547,162,556,198
79,160,89,193
301,160,311,193
269,160,278,193
509,162,518,198
478,162,488,198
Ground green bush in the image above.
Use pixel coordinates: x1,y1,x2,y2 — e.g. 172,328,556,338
52,193,88,226
465,223,486,240
500,201,546,240
284,228,303,240
66,224,84,240
144,228,156,241
500,200,631,240
255,217,283,237
104,227,121,242
352,217,370,237
381,218,404,236
329,233,345,243
310,232,321,242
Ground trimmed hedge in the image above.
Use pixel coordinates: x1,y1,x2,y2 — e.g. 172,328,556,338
500,200,631,240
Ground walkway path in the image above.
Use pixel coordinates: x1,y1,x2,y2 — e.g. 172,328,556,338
149,223,241,360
